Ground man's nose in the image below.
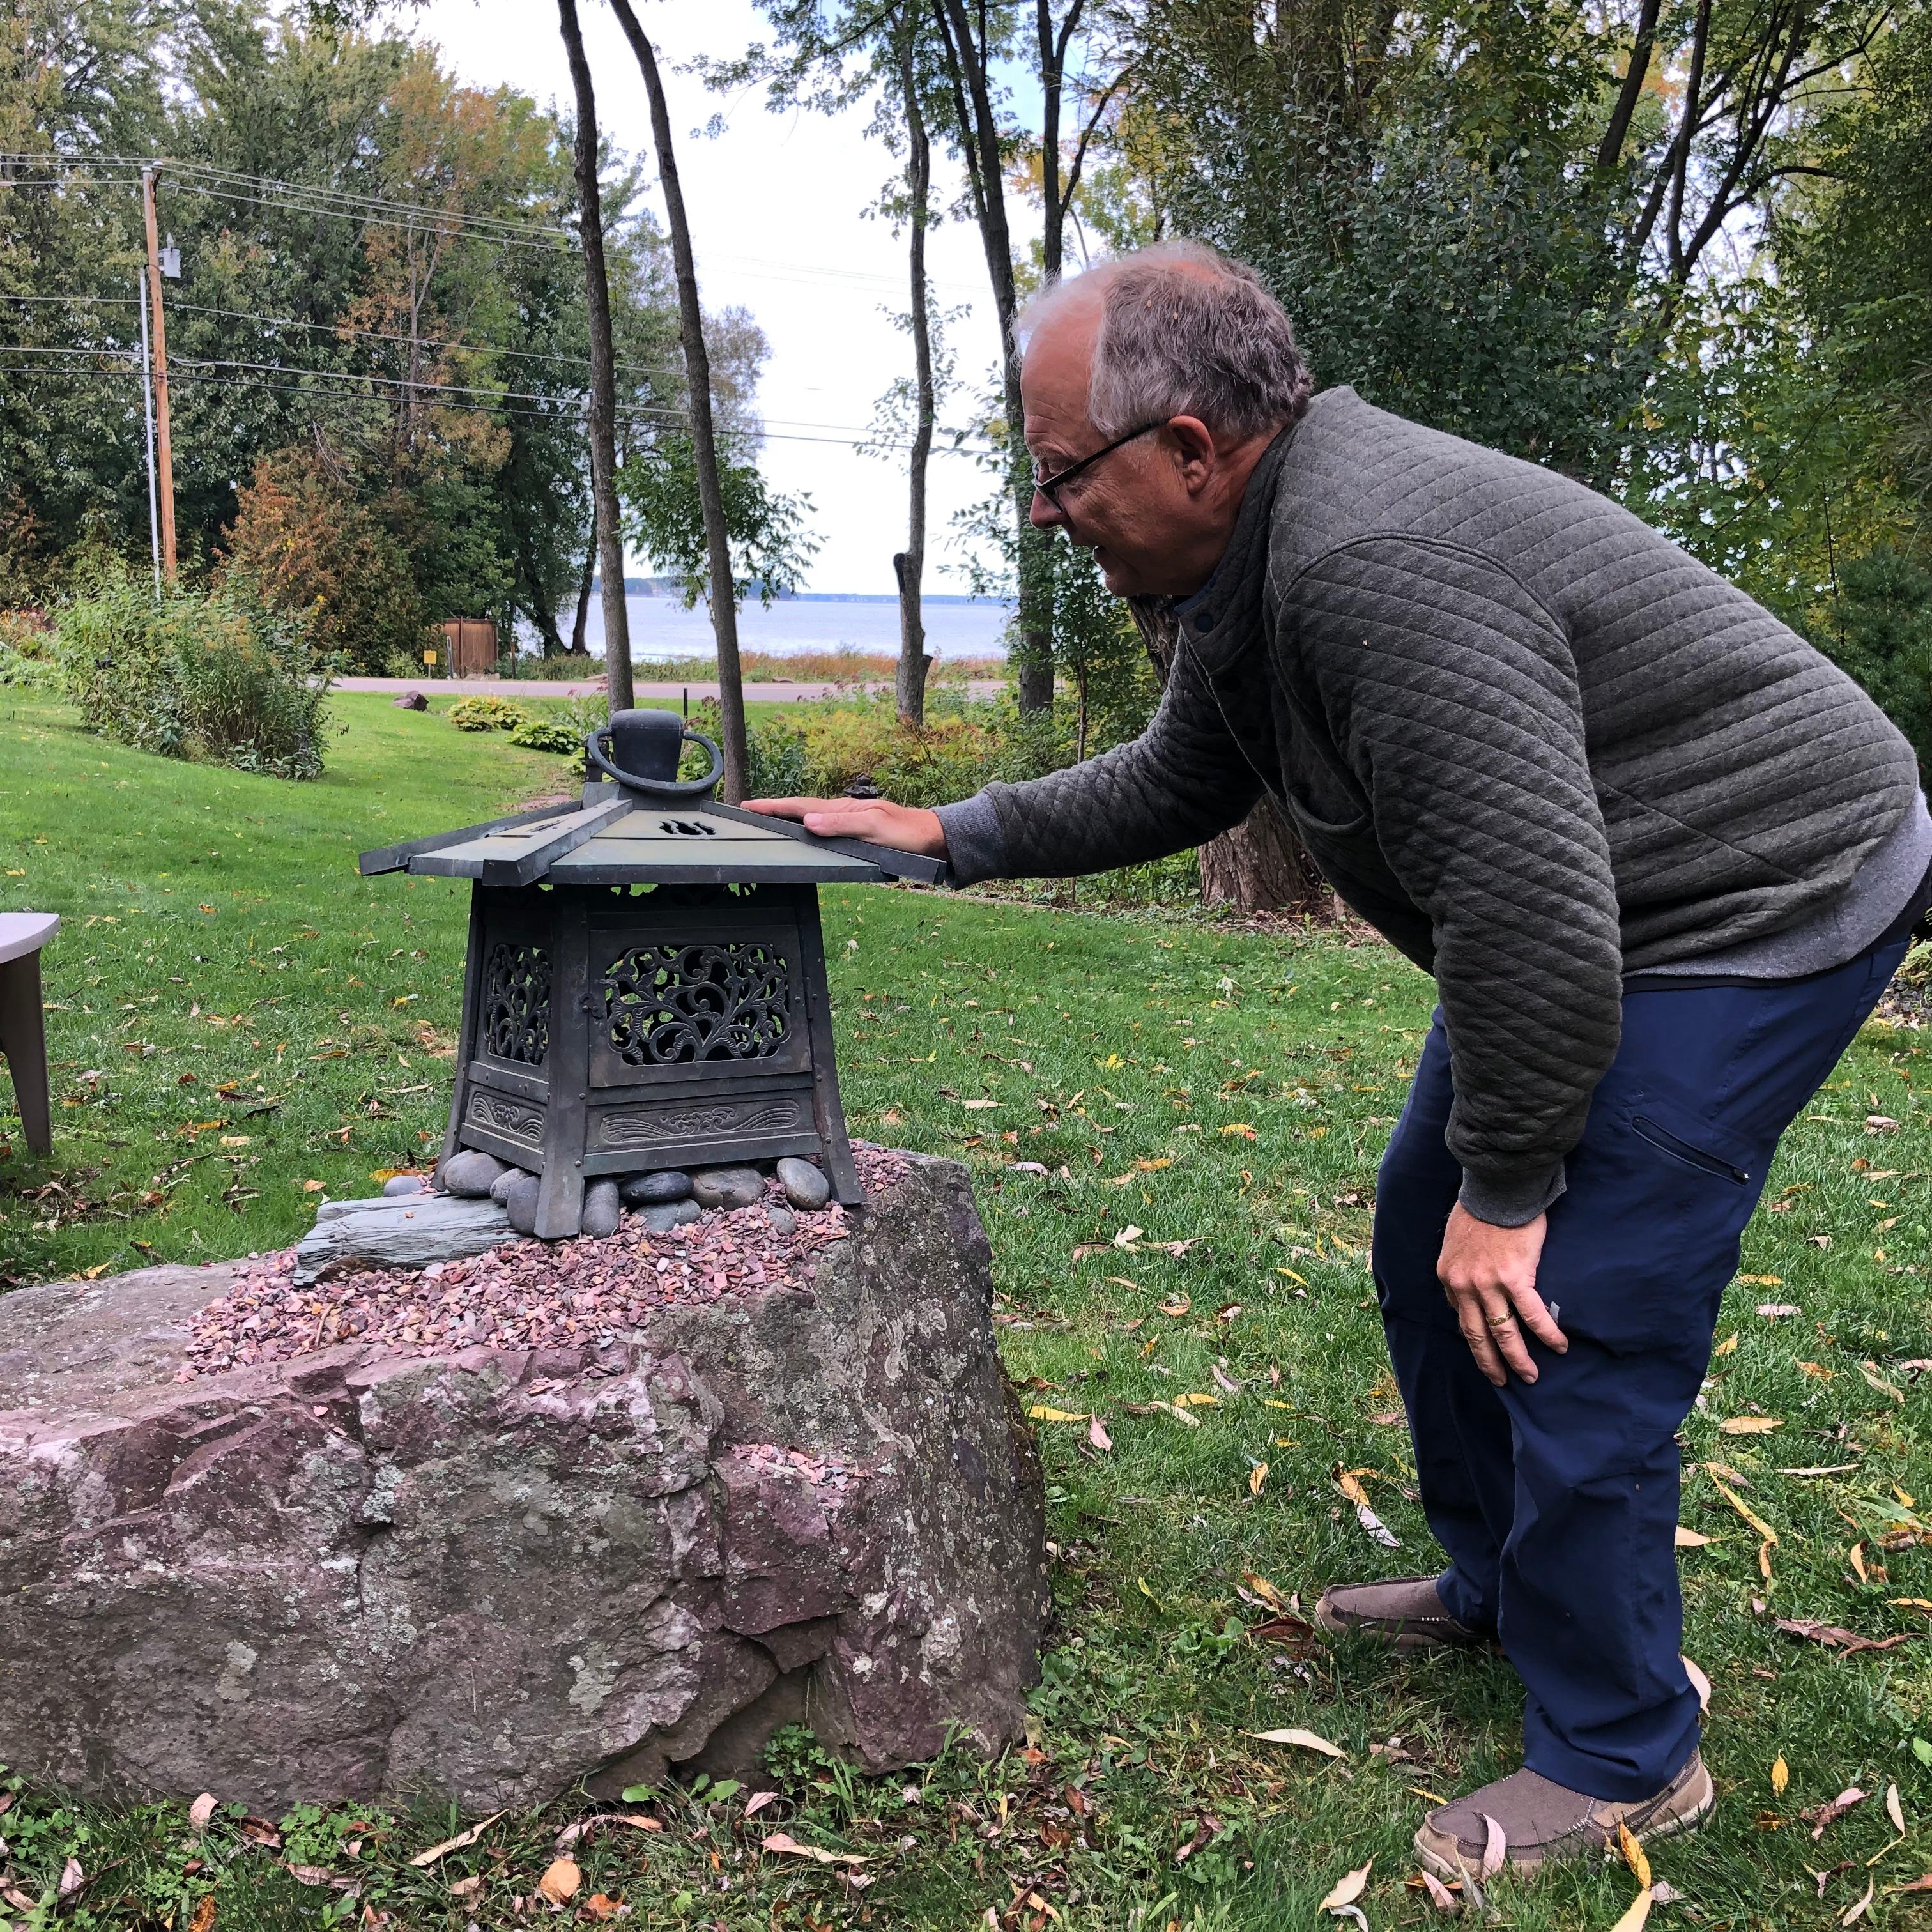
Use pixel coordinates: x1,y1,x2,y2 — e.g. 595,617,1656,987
1029,486,1064,533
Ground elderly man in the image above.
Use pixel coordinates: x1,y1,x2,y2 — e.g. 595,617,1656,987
751,241,1932,1875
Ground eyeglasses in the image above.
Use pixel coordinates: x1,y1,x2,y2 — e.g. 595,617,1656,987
1032,418,1170,514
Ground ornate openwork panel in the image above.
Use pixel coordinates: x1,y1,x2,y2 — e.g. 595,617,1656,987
604,940,792,1065
482,941,551,1066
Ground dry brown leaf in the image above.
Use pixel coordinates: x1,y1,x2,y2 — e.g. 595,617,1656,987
57,1858,86,1901
188,1792,218,1830
1675,1526,1715,1547
1809,1787,1868,1839
1894,1873,1932,1892
1719,1416,1784,1434
236,1816,282,1850
1777,1618,1913,1654
761,1831,870,1866
408,1811,505,1867
583,1896,625,1922
1888,1783,1906,1834
1087,1416,1113,1452
447,1874,482,1899
742,1791,779,1820
1682,1653,1712,1713
286,1864,332,1887
1319,1859,1372,1910
1249,1462,1269,1497
536,1857,581,1905
1860,1361,1906,1404
1248,1726,1347,1758
1773,1756,1790,1795
1713,1331,1740,1356
1480,1814,1506,1879
1851,1542,1870,1584
188,1897,217,1932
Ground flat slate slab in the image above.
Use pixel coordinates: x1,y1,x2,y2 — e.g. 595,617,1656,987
0,1156,1045,1812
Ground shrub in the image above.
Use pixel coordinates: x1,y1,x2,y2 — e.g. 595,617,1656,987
56,567,331,780
0,610,56,688
448,695,530,732
223,448,434,675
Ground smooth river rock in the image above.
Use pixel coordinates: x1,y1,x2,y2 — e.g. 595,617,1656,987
689,1166,765,1211
638,1199,703,1235
0,1155,1045,1811
620,1170,691,1208
441,1149,510,1199
503,1172,542,1237
776,1157,831,1212
579,1179,622,1240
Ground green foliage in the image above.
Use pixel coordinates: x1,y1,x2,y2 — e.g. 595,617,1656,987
617,433,820,612
54,566,332,779
760,1722,834,1790
1816,548,1932,782
505,710,587,756
448,695,532,732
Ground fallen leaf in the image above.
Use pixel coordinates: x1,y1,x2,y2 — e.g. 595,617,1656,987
1773,1756,1790,1795
1480,1813,1506,1879
1777,1619,1913,1655
1028,1405,1090,1423
1683,1653,1712,1713
1713,1331,1739,1357
286,1864,333,1887
583,1896,625,1921
536,1857,581,1905
1248,1614,1319,1653
761,1831,869,1866
1709,1476,1779,1565
1618,1820,1652,1890
1894,1873,1932,1892
1249,1462,1268,1496
447,1874,482,1899
744,1791,778,1819
1220,1123,1258,1140
1087,1416,1113,1452
236,1816,282,1850
1720,1416,1784,1434
1758,1303,1803,1318
1675,1526,1715,1547
189,1792,218,1829
1843,1877,1876,1924
1860,1361,1906,1404
1889,1783,1906,1834
1174,1392,1219,1407
1851,1541,1870,1584
1419,1868,1460,1914
409,1811,505,1867
57,1857,86,1901
1737,1274,1784,1287
1248,1726,1346,1758
1319,1859,1372,1910
188,1897,217,1932
1808,1787,1868,1839
1114,1225,1144,1248
1651,1882,1687,1905
1156,1297,1191,1317
1609,1888,1653,1932
1148,1400,1200,1426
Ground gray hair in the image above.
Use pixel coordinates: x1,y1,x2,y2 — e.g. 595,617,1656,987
1015,240,1313,443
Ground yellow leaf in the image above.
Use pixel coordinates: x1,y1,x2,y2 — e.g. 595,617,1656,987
1174,1392,1219,1407
408,1812,506,1867
1028,1406,1090,1423
1618,1820,1652,1890
1242,1571,1289,1611
1609,1887,1653,1932
1713,1331,1739,1357
1134,1157,1172,1172
1336,1470,1371,1508
1149,1400,1200,1427
1896,1485,1917,1509
1772,1756,1790,1795
1860,1361,1906,1404
1318,1859,1372,1910
1261,1398,1294,1409
1675,1526,1715,1547
1737,1274,1783,1287
1889,1597,1932,1611
1800,1361,1836,1379
1249,1462,1268,1497
1220,1123,1257,1139
1719,1416,1783,1434
1250,1727,1346,1759
299,1179,325,1193
1851,1541,1869,1584
218,1134,251,1149
1709,1476,1779,1548
536,1859,581,1906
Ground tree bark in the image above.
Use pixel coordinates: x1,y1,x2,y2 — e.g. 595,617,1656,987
1131,601,1328,915
610,0,750,800
896,26,935,730
558,0,633,714
569,537,595,656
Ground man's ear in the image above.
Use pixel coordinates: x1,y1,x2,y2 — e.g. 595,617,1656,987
1167,415,1216,489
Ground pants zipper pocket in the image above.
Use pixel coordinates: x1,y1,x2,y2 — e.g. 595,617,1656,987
1631,1114,1749,1186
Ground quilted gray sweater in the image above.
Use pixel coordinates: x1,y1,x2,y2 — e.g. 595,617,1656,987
937,388,1922,1223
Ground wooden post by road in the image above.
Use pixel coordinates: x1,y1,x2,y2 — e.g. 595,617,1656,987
141,165,177,583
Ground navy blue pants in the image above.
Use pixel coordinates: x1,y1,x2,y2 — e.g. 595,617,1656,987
1374,935,1908,1800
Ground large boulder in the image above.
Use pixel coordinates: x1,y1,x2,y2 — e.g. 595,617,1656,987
0,1155,1045,1812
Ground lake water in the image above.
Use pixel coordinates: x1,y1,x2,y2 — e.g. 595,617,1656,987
576,593,1011,662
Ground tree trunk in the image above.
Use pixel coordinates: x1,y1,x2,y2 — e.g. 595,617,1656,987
569,537,595,656
558,0,633,715
934,0,1054,714
896,28,935,730
611,0,750,801
1130,601,1328,915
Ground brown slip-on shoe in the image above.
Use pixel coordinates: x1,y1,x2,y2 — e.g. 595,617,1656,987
1414,1751,1715,1878
1314,1574,1496,1652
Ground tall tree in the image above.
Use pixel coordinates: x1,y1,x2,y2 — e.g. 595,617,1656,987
893,17,937,726
607,0,749,800
556,0,633,712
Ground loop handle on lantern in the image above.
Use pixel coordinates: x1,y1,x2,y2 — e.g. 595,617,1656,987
583,711,724,801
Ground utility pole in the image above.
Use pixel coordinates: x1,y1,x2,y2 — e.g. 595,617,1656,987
141,165,177,583
136,272,160,597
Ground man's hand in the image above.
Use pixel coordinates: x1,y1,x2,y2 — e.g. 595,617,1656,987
1436,1204,1567,1386
743,795,948,857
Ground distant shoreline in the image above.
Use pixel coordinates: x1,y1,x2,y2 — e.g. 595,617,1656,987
593,578,1008,608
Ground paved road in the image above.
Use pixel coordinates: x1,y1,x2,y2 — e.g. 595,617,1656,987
335,675,1010,703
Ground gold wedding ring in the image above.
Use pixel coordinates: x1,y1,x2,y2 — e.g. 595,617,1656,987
1483,1313,1515,1328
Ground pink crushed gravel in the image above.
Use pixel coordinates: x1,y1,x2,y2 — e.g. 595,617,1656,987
180,1147,910,1379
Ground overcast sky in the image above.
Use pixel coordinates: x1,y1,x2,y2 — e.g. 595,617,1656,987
415,0,1011,597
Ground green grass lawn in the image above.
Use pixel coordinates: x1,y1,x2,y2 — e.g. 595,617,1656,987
2,688,1931,1929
